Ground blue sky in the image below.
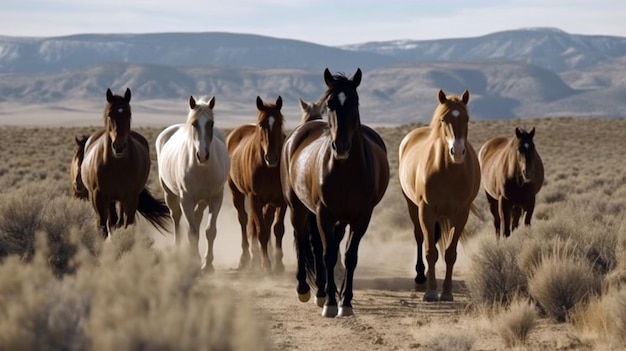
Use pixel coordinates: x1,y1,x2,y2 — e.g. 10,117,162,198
1,1,624,45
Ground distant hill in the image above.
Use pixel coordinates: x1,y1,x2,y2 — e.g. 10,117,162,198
1,28,626,123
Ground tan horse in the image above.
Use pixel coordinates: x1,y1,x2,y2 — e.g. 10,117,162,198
398,89,481,302
478,127,544,238
227,96,287,273
298,98,325,123
81,88,170,238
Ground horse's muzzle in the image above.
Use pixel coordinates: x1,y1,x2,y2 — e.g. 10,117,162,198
264,153,279,168
331,140,351,160
196,150,210,164
111,142,127,158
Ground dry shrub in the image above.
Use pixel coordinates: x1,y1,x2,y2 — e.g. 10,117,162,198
572,289,626,348
467,237,526,306
0,184,100,275
0,229,270,351
528,254,601,322
493,298,537,347
422,330,477,351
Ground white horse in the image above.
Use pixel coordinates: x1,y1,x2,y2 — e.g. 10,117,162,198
155,96,230,270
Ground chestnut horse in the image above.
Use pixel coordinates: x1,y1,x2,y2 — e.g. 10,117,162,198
81,88,170,238
281,68,390,317
478,127,544,238
227,96,287,273
156,96,230,270
398,89,481,302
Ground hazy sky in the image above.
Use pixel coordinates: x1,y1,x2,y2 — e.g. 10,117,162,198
1,1,624,45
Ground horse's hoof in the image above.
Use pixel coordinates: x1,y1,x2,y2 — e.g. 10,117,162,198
315,295,326,308
415,275,427,285
202,263,214,273
423,291,439,302
322,305,338,318
298,291,311,303
338,306,354,317
273,262,285,274
439,293,454,302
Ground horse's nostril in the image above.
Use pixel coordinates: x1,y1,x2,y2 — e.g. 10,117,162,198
331,142,337,150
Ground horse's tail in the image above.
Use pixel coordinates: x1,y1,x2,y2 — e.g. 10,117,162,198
137,188,172,234
438,203,482,249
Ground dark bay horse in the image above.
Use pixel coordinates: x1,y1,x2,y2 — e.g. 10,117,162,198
478,127,544,238
81,88,170,238
281,68,390,317
227,96,287,273
398,90,481,302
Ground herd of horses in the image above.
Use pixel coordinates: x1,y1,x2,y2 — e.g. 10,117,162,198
69,68,544,317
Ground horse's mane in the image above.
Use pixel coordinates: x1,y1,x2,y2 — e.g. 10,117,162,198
429,95,468,129
187,96,215,124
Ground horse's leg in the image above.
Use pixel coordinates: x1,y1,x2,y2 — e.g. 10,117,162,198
121,195,139,229
181,197,201,265
334,224,347,283
204,191,224,273
486,192,501,238
228,179,250,269
524,196,535,226
249,196,271,273
163,189,182,246
289,199,312,303
511,206,522,231
309,213,327,308
93,191,110,238
248,194,271,272
419,203,439,302
404,192,425,284
108,202,120,229
499,199,513,238
338,212,372,317
317,206,339,318
440,208,471,302
272,205,287,273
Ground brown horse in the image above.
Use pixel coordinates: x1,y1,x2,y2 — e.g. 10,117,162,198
281,68,390,317
227,96,287,273
478,127,544,238
298,98,325,123
81,88,170,238
398,89,481,302
70,135,89,199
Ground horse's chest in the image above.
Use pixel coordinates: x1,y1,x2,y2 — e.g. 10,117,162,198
319,173,371,217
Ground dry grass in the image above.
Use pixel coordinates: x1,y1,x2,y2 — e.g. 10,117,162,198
492,298,538,347
0,117,626,349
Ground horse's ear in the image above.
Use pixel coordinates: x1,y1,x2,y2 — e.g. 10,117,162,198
124,88,131,103
298,98,308,111
189,96,196,109
352,68,362,87
106,88,113,103
515,127,522,138
75,135,81,145
437,90,447,104
208,96,215,109
256,96,265,111
323,68,333,87
529,127,535,138
461,90,470,105
276,96,283,110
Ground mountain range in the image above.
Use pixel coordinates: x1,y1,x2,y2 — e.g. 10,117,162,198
1,28,625,124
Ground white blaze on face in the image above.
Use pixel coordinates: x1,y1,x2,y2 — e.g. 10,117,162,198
118,108,124,113
268,116,275,133
447,136,466,163
524,142,529,150
451,110,460,118
338,92,347,106
196,115,210,162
